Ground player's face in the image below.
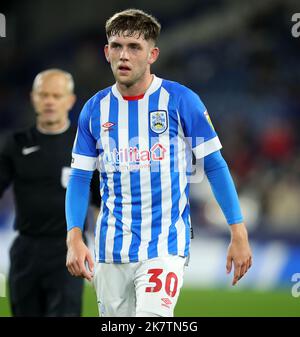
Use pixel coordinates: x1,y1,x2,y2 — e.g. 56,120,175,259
105,33,159,88
31,74,75,127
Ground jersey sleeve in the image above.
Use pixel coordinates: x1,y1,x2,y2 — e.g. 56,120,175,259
178,86,222,159
71,100,98,171
66,168,93,231
204,151,243,225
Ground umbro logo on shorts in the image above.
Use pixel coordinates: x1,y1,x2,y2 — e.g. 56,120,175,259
161,297,172,308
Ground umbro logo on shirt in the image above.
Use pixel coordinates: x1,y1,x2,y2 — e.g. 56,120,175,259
22,146,40,155
102,122,115,131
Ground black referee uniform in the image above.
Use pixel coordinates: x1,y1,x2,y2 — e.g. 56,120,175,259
0,124,98,316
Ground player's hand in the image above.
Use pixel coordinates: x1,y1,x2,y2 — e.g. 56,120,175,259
66,228,94,282
226,223,252,286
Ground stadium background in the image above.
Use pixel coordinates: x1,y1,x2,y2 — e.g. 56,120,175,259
0,0,300,316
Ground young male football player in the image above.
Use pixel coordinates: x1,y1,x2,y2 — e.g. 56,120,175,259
66,9,252,317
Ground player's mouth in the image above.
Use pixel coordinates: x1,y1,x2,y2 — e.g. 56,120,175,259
118,65,131,74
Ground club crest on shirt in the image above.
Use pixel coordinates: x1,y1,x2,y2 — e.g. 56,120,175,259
149,110,168,134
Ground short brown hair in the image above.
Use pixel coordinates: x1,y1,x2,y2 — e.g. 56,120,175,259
105,9,161,43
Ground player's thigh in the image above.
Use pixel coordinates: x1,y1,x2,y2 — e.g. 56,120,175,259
93,262,137,317
135,255,186,317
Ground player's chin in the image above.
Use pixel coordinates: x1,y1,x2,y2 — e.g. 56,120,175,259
114,72,133,85
118,78,135,87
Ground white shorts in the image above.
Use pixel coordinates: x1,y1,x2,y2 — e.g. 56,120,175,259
92,255,186,317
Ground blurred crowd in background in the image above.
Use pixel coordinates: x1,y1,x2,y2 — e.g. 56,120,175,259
0,0,299,241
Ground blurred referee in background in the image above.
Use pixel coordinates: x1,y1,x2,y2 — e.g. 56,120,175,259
0,69,99,316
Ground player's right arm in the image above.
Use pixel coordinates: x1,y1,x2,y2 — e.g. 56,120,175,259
65,99,98,281
66,226,94,281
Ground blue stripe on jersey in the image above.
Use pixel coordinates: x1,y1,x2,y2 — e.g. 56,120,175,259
128,100,142,262
167,103,180,255
109,94,123,263
147,88,162,259
99,172,109,262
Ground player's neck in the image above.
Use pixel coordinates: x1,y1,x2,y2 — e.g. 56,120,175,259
116,73,154,97
37,119,70,135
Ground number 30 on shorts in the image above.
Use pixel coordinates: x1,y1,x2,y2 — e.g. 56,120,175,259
145,269,178,297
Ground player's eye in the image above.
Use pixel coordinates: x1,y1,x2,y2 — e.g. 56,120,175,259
111,43,122,49
129,44,141,50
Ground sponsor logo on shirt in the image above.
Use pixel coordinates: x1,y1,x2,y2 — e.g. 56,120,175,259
105,143,166,164
101,142,167,172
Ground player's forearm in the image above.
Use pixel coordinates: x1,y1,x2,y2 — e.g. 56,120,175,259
204,151,243,225
65,168,93,232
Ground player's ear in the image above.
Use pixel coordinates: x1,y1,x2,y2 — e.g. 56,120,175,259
104,45,110,63
148,47,159,65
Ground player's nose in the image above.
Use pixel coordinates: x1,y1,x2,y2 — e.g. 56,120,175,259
120,48,129,60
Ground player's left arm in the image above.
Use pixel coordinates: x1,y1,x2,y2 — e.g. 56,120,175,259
227,222,252,286
177,86,252,286
204,150,252,286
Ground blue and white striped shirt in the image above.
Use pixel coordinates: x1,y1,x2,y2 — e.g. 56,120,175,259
71,75,222,263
